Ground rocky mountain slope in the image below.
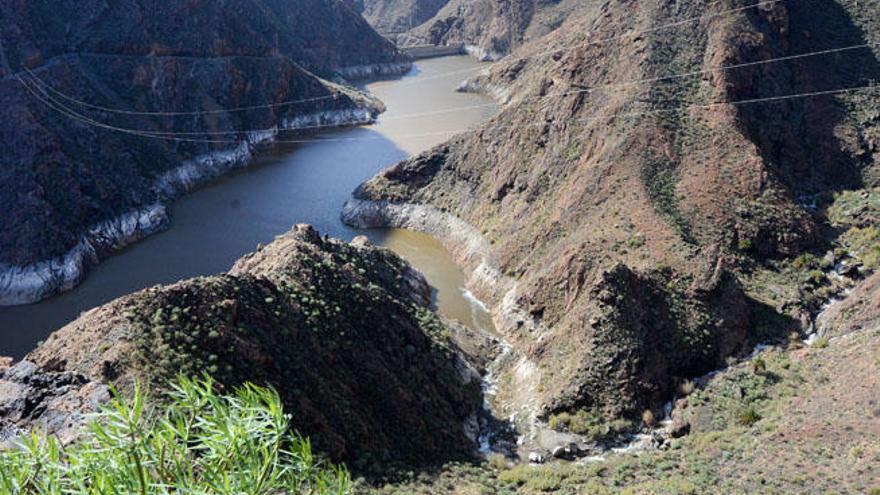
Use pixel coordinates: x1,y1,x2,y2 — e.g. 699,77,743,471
359,0,587,60
3,225,485,473
349,0,450,35
0,0,410,305
344,0,880,445
368,270,880,494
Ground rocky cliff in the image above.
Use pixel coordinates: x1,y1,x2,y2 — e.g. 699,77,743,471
8,225,484,472
345,0,880,433
362,0,587,60
0,0,411,305
350,0,451,35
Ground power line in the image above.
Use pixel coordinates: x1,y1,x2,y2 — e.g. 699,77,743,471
20,0,783,118
17,75,212,144
24,66,352,116
22,42,873,138
338,0,788,91
288,84,880,143
20,69,879,145
23,68,379,136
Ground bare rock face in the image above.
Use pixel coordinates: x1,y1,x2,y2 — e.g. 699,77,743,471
24,225,483,473
350,0,451,35
351,0,590,61
0,360,110,447
389,0,589,60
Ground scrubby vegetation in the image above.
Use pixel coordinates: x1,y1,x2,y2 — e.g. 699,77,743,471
841,226,880,269
0,377,349,494
28,228,483,472
547,409,635,441
366,332,880,493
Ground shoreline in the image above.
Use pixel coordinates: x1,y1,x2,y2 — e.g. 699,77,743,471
341,198,549,452
0,105,381,306
341,198,514,325
335,61,413,80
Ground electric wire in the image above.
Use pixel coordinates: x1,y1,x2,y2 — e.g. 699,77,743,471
19,0,784,118
20,42,875,138
19,71,880,146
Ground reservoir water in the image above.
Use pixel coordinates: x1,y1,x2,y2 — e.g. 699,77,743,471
0,56,498,359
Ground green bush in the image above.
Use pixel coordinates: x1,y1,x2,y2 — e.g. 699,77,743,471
0,377,349,494
548,410,633,441
548,410,598,436
791,253,818,270
737,407,762,427
751,356,767,375
843,226,880,269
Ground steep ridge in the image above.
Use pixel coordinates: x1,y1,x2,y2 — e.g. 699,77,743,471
398,0,588,60
0,0,408,78
351,0,586,61
349,0,451,35
369,272,880,493
344,0,880,436
13,225,484,472
0,0,410,305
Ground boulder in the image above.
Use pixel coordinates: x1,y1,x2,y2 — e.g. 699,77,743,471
668,420,691,439
550,442,585,461
0,361,110,447
528,451,546,464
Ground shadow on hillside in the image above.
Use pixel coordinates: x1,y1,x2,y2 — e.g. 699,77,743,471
739,0,880,195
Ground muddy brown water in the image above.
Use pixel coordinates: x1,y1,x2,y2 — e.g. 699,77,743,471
0,56,498,358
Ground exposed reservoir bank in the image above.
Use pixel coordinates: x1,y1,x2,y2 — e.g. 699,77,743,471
0,55,498,359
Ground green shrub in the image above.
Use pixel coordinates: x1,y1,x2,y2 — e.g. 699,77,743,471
737,407,762,427
487,453,508,471
842,226,880,269
626,235,645,249
548,410,598,436
791,253,818,270
498,465,568,492
751,356,767,375
548,410,633,441
737,238,753,252
0,377,349,494
642,409,656,427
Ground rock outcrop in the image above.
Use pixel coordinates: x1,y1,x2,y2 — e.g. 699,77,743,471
345,0,880,428
0,360,109,448
0,0,411,305
372,0,588,60
22,225,483,472
350,0,451,35
537,263,750,419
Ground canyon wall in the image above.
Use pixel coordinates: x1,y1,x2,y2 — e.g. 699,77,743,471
347,0,880,425
0,0,412,304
